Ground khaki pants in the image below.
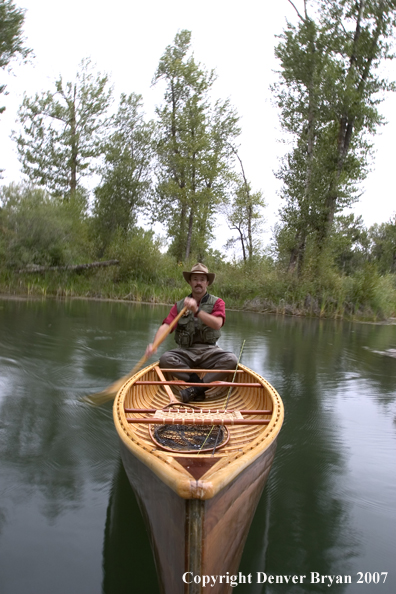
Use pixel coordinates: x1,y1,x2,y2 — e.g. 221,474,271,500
159,344,238,383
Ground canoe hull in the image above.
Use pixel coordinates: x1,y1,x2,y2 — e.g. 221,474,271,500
120,438,277,594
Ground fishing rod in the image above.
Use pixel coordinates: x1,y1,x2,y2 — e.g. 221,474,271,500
197,340,246,456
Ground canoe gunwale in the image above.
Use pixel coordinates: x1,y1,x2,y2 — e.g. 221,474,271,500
113,362,284,500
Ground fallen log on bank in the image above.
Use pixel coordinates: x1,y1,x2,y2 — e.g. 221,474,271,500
17,259,119,274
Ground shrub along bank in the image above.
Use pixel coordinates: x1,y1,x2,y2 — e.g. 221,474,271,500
1,255,395,322
1,184,395,321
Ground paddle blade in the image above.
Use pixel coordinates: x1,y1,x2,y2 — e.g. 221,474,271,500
82,380,125,406
83,355,147,406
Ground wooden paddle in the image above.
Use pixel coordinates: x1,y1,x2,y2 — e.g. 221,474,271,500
84,306,188,406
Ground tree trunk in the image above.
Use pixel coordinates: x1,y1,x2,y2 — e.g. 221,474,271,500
185,206,194,260
17,259,119,274
288,232,306,275
240,228,247,262
247,202,253,261
70,85,78,197
296,19,316,273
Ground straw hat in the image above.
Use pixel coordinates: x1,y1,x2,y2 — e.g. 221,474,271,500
182,263,215,285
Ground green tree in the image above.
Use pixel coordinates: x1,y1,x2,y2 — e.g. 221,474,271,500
223,149,265,261
105,227,164,284
14,58,112,199
368,216,396,273
152,30,240,261
0,183,91,269
93,93,154,254
331,213,369,274
0,0,31,115
274,0,396,275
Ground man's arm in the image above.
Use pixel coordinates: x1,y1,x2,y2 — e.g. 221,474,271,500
196,308,223,330
184,297,223,330
145,323,170,358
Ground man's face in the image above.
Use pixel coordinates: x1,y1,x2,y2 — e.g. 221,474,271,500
189,274,209,299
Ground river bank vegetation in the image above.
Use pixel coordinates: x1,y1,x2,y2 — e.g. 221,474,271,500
1,1,396,320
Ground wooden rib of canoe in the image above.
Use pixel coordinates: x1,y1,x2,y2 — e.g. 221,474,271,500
113,363,284,594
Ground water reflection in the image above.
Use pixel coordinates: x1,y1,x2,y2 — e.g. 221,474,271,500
0,299,395,593
233,326,351,591
102,461,160,594
235,313,396,593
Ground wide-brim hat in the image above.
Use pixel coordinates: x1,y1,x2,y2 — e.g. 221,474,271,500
183,263,215,285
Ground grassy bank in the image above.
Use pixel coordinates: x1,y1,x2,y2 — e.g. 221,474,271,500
1,257,395,321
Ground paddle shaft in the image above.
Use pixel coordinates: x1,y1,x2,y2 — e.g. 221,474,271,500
210,339,246,455
150,305,187,352
85,306,187,403
113,305,188,386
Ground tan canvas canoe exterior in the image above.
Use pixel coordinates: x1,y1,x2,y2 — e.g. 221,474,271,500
113,363,284,594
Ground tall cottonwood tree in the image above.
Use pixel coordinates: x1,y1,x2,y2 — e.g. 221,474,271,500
93,93,154,252
14,58,112,198
274,0,396,275
153,30,240,261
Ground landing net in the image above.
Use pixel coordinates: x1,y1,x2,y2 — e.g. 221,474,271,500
149,407,240,453
152,424,226,452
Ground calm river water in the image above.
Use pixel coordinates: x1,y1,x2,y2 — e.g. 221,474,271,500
0,298,395,594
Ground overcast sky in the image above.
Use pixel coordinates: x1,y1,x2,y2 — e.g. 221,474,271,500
2,0,395,250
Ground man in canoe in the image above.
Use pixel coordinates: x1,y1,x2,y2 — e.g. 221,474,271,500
145,263,238,403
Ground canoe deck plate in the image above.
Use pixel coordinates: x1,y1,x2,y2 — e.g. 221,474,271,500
173,456,221,480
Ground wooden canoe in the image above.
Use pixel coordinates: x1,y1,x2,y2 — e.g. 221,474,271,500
113,363,284,594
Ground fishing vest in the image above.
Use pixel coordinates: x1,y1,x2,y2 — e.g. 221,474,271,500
175,293,221,349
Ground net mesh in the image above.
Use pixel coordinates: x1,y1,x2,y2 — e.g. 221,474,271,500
153,424,226,452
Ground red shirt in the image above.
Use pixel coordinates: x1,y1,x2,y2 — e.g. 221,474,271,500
163,295,226,331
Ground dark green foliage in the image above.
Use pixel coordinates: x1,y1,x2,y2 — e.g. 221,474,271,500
331,214,370,274
368,217,396,274
105,228,164,284
349,262,380,310
0,183,92,269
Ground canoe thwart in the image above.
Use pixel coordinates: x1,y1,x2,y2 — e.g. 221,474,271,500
124,408,272,415
159,368,244,374
127,418,271,426
133,380,262,387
